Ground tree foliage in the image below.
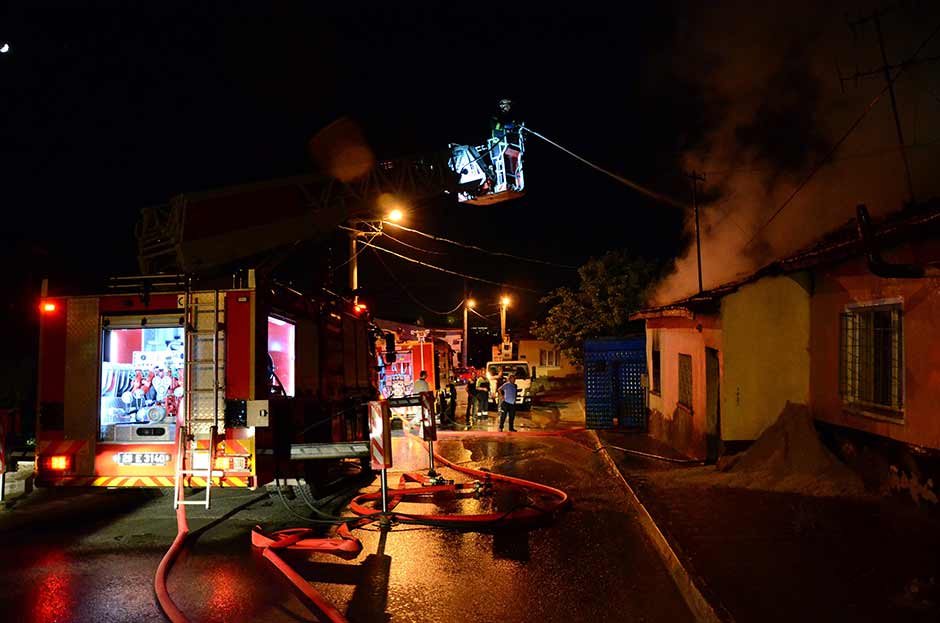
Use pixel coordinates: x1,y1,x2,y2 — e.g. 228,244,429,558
531,251,663,367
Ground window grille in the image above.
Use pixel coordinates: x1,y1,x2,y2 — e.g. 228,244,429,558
839,304,903,414
651,348,662,393
678,353,692,409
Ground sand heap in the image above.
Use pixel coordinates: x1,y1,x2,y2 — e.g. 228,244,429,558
719,402,868,496
655,402,869,497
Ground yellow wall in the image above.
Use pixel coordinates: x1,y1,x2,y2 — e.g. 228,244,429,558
720,273,811,440
517,339,579,378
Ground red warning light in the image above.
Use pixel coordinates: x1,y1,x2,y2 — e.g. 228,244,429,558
354,303,368,314
41,302,57,312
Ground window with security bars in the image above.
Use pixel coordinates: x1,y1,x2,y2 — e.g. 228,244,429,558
651,348,662,394
839,303,903,414
678,353,692,409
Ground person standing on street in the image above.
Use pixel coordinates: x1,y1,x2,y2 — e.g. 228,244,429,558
465,373,477,429
475,370,490,419
498,374,518,432
412,370,430,395
445,378,458,429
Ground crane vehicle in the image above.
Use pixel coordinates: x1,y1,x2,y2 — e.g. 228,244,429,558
34,117,526,504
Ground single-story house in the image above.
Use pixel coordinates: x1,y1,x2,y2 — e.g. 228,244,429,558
517,339,579,378
632,201,940,503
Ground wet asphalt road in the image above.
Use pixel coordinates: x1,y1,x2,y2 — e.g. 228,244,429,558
0,423,692,622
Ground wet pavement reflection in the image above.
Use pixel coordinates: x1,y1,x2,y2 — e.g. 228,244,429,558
0,426,693,622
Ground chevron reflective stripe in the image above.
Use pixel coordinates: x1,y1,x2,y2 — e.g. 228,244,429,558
224,438,251,454
38,440,88,455
46,475,251,487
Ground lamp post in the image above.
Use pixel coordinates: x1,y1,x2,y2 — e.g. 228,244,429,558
463,299,475,367
499,296,510,341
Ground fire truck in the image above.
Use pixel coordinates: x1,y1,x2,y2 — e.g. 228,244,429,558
36,271,375,497
34,119,526,503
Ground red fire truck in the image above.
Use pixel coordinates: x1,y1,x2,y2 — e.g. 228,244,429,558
35,271,376,494
34,173,385,499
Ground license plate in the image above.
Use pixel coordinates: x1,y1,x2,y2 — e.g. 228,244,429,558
113,452,172,466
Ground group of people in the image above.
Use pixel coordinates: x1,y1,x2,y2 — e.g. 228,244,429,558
410,368,519,433
464,370,518,432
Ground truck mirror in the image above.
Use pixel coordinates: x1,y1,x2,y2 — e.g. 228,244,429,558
384,333,397,363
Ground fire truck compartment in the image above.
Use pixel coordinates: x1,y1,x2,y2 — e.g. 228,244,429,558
99,315,184,444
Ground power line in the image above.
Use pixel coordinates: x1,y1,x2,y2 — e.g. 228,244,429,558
744,21,940,249
521,126,689,210
380,229,446,255
382,221,577,269
369,247,466,316
333,231,379,269
469,306,497,323
357,239,542,294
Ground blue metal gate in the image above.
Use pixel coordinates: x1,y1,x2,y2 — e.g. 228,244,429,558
584,336,647,429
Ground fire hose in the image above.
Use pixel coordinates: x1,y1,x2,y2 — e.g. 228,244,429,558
155,428,572,623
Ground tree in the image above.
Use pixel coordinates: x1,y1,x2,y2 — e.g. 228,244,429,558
531,251,663,368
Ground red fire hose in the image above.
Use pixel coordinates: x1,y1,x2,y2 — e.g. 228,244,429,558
157,428,573,623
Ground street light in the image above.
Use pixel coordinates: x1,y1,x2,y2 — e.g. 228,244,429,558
499,296,510,341
463,298,475,367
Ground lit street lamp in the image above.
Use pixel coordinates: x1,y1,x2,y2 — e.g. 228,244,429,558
463,298,475,367
500,296,510,341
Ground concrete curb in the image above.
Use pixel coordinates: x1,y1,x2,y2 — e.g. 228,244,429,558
588,430,732,623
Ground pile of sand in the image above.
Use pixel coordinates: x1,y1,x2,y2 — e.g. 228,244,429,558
652,402,869,498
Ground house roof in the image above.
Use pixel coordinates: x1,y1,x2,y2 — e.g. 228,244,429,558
632,199,940,320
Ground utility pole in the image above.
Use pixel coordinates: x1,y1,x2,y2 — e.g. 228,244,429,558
462,278,473,368
685,171,706,294
348,232,358,304
843,8,918,205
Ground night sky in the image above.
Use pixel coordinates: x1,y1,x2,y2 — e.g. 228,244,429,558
0,5,695,334
3,2,938,353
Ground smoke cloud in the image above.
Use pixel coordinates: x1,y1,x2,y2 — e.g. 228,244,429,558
651,0,940,304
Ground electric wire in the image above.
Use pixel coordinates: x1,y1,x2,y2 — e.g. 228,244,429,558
381,229,447,255
521,126,690,210
333,231,380,269
469,306,497,322
357,238,542,293
382,221,578,269
370,247,467,315
744,21,940,248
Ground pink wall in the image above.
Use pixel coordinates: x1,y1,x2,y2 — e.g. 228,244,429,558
647,315,722,459
811,249,940,450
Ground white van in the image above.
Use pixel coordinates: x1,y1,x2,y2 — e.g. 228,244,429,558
484,360,533,410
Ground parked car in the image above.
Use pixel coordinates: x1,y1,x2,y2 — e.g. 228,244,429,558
454,366,476,384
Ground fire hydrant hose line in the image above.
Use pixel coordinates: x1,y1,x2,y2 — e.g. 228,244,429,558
154,505,191,623
156,429,573,623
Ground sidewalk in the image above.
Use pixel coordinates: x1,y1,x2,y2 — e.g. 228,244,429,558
597,429,940,623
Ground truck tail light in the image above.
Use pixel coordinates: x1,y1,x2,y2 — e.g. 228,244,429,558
43,455,73,471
